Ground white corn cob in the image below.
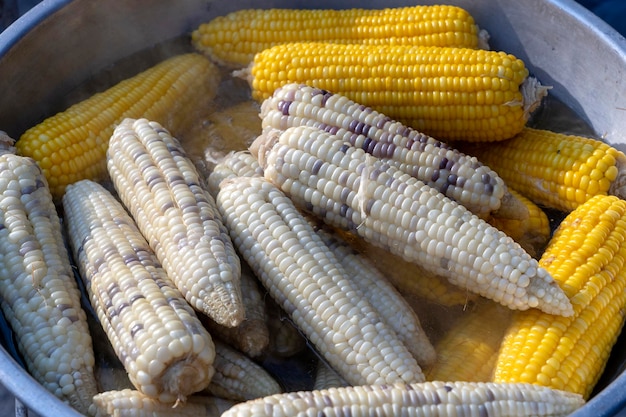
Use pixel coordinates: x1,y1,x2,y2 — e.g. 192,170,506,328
265,297,308,358
63,179,216,403
313,222,436,367
252,126,574,317
92,389,236,417
106,117,244,327
205,339,282,401
221,381,585,417
257,83,526,220
213,174,425,386
206,150,264,196
0,136,98,415
312,360,349,390
200,262,270,358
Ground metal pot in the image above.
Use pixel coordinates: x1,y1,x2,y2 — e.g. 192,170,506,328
0,0,625,415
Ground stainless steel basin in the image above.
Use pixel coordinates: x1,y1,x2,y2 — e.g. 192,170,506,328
0,0,625,415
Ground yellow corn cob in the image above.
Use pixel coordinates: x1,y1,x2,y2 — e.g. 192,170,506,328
258,83,528,220
236,43,549,142
63,179,216,403
488,188,552,258
252,126,573,317
15,53,220,199
313,360,349,390
493,194,626,398
92,390,236,417
313,223,436,367
426,300,511,382
0,137,98,415
199,262,270,358
221,381,584,417
465,127,626,212
191,5,489,68
213,174,424,386
107,118,244,327
205,339,282,401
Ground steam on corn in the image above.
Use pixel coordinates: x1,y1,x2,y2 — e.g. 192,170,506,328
465,127,626,212
493,194,626,399
63,179,216,403
107,118,244,327
15,53,220,199
252,125,573,316
191,5,489,68
236,43,549,142
0,136,97,415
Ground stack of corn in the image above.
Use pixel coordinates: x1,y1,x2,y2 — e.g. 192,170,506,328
5,3,626,416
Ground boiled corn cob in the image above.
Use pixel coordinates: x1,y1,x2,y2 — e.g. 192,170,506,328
253,126,573,316
0,137,98,415
237,43,549,142
221,381,585,417
206,150,264,197
191,5,489,68
258,83,526,220
107,118,244,327
199,262,270,358
313,360,349,390
92,390,236,417
209,149,434,364
493,194,626,399
16,53,220,199
265,297,308,358
313,223,436,367
213,174,424,386
464,127,626,212
488,188,552,258
63,179,216,403
205,339,282,401
426,300,511,382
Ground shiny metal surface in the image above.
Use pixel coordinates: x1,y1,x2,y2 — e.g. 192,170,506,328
0,0,624,415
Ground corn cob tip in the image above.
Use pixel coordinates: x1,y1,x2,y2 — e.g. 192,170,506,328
0,131,16,154
522,77,551,117
608,151,626,199
527,267,574,317
491,189,531,222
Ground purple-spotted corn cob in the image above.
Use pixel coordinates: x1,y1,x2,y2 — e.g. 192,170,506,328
257,83,527,220
221,381,584,417
252,125,573,317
